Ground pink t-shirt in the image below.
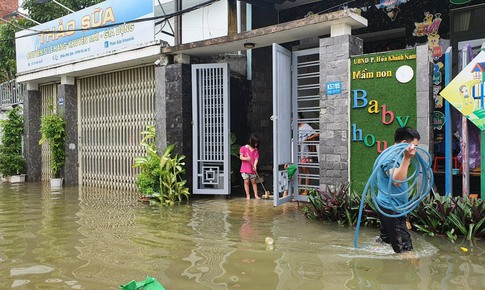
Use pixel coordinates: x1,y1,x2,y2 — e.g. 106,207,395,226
240,145,259,174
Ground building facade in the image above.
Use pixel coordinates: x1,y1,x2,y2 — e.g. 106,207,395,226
14,0,482,199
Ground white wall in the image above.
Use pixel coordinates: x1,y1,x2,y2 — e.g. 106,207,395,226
182,0,228,44
18,0,26,14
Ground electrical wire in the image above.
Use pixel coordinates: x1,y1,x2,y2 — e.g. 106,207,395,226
318,0,356,14
0,0,219,43
0,18,31,31
155,0,174,36
353,142,434,248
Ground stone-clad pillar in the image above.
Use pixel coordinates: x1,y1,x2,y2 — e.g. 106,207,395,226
59,77,78,186
415,45,433,153
23,83,42,181
155,61,193,187
319,35,363,186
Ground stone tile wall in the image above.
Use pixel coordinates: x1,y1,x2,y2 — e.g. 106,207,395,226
319,35,363,186
60,84,77,186
23,89,41,181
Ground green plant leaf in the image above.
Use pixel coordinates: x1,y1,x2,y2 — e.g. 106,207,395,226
448,213,468,236
0,106,25,176
134,126,189,206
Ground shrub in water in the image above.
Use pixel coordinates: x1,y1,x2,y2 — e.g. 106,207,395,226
304,184,379,227
410,193,485,240
133,125,190,206
0,106,25,176
304,184,485,241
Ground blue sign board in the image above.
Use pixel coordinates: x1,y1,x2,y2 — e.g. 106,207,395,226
16,0,155,73
326,81,342,95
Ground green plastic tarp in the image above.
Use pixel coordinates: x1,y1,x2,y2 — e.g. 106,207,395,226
120,276,166,290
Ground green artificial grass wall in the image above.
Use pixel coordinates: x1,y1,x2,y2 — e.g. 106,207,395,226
350,48,417,194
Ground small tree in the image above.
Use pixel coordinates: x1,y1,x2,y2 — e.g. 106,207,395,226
0,107,25,176
0,20,22,82
22,0,104,23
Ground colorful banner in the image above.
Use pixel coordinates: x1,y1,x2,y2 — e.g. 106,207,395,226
350,49,417,193
16,0,154,73
439,50,485,131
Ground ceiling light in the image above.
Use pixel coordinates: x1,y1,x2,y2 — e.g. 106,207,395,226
244,42,255,49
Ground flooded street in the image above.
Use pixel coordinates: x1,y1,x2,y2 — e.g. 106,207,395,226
1,182,485,289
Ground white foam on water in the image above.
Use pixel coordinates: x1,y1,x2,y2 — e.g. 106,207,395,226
10,265,55,276
65,280,79,286
334,237,439,260
11,280,30,287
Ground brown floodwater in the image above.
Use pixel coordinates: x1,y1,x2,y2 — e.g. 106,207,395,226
0,182,484,289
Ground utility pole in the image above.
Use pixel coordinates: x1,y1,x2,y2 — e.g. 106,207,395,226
174,0,182,45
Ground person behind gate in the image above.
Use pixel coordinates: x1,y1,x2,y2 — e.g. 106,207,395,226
298,113,319,195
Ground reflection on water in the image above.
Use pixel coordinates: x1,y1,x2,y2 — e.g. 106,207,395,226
0,182,485,289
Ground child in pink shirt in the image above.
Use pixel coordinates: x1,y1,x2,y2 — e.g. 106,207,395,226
239,134,260,199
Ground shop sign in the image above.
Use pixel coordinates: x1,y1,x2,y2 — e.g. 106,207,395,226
440,51,485,130
16,0,155,73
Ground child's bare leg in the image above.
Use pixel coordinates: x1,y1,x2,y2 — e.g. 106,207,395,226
251,178,260,199
301,166,310,195
244,179,251,199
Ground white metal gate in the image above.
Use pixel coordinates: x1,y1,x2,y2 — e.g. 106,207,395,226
40,83,59,181
192,63,231,195
294,48,320,196
78,66,155,190
272,46,321,205
273,43,294,206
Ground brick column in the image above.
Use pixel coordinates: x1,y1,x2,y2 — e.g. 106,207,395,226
319,35,363,186
59,83,78,186
23,86,42,182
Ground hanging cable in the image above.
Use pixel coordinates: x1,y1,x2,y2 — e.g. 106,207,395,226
0,0,220,43
353,142,434,248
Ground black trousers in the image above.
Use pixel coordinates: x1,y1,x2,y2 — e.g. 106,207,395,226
378,208,413,253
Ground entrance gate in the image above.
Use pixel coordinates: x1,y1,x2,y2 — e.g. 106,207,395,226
78,66,155,190
40,83,59,181
293,48,321,196
189,47,320,201
192,63,231,195
272,44,294,206
273,45,321,206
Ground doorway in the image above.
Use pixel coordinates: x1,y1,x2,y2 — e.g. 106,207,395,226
272,45,321,206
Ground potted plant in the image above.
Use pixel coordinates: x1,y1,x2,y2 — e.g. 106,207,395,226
133,125,190,206
39,106,66,188
0,106,26,182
